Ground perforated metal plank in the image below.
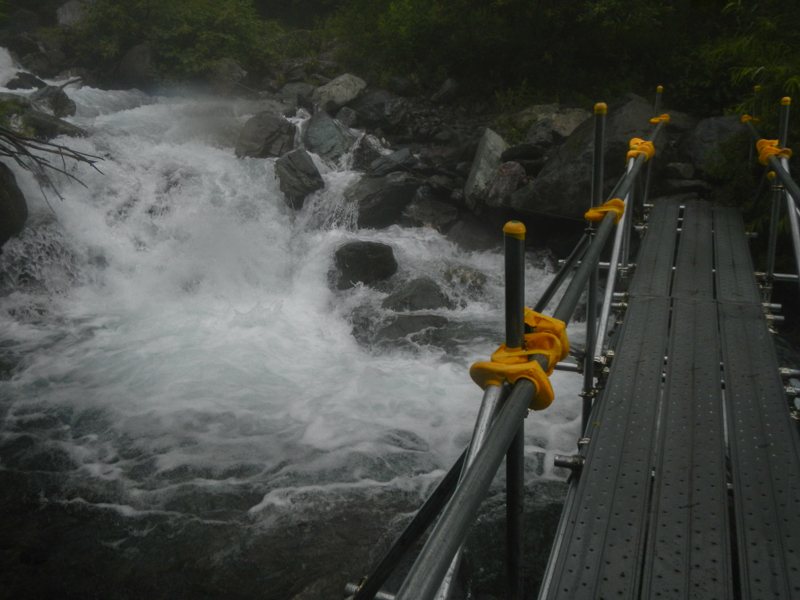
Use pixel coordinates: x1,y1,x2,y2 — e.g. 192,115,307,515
640,298,732,599
718,303,800,599
672,201,713,299
542,296,671,600
713,207,762,304
629,198,681,297
713,207,800,599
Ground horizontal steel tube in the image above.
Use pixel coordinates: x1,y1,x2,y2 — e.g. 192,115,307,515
352,448,468,600
394,379,537,600
534,233,590,313
552,211,617,324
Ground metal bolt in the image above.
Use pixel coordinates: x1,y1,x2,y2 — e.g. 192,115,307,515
554,454,585,473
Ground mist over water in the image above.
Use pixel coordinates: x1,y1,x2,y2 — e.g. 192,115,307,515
0,49,581,595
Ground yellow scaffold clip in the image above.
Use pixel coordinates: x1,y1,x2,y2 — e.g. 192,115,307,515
756,139,792,166
585,198,625,224
649,113,670,125
627,138,655,161
741,114,760,124
469,309,569,411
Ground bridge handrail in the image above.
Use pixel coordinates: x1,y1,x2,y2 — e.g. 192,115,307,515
346,89,670,600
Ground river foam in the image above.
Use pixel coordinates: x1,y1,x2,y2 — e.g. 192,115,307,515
0,49,583,521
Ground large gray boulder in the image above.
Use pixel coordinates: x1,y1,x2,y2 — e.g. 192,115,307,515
369,147,417,177
346,89,408,131
504,94,670,220
207,58,247,96
235,112,296,158
118,43,155,90
381,277,455,311
30,86,76,118
345,172,423,229
679,115,747,175
303,110,354,162
311,73,367,114
403,198,459,231
0,163,28,248
331,241,398,290
275,149,324,210
465,128,509,211
57,0,87,27
22,111,87,140
5,72,46,90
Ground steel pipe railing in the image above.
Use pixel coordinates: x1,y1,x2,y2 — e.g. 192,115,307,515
351,98,667,600
395,210,618,600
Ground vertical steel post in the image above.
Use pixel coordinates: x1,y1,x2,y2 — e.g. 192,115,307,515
507,423,524,600
503,220,525,600
504,221,526,350
765,98,792,301
777,97,800,299
642,86,663,206
584,103,606,433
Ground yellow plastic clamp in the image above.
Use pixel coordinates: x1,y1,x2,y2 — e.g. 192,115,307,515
627,138,655,161
470,360,554,410
757,139,792,166
585,198,625,225
741,114,760,124
468,309,569,411
649,113,670,125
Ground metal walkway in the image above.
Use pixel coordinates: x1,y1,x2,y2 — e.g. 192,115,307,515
539,198,800,599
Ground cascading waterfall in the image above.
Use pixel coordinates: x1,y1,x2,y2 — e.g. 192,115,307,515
0,48,584,598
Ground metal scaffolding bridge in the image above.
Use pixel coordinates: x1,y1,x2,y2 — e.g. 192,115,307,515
539,198,800,599
344,93,800,600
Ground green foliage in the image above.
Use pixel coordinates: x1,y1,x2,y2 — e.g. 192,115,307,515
326,0,732,108
701,0,800,120
70,0,284,80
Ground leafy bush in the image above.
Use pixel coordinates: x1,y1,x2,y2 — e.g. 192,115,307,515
70,0,284,80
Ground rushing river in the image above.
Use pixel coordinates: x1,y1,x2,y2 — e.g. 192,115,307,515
0,49,582,599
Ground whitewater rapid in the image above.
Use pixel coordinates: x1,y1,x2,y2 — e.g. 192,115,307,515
0,50,583,519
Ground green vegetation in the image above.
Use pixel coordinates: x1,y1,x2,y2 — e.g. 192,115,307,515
69,0,285,81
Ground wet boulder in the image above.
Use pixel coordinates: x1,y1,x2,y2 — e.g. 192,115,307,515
275,149,325,210
446,213,503,251
403,197,459,231
347,89,408,131
0,163,28,249
5,72,46,90
331,241,398,290
207,58,247,96
504,94,665,220
679,115,748,175
486,161,527,206
30,85,76,119
381,277,455,311
21,111,87,140
345,172,423,229
235,112,296,158
311,73,367,114
369,147,417,177
303,110,354,162
464,128,509,212
57,0,88,27
118,43,155,90
374,314,449,342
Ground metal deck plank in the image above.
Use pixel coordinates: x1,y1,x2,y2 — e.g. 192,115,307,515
629,198,681,297
714,207,800,599
640,298,732,599
713,207,761,304
672,200,714,299
542,296,671,600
